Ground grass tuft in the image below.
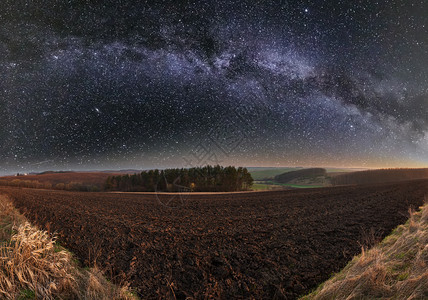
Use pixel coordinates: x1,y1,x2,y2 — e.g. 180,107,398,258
301,194,428,299
0,195,138,299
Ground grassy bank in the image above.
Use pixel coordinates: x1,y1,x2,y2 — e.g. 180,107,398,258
0,195,138,299
301,196,428,299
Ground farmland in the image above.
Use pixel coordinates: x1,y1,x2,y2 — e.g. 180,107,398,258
249,167,361,190
248,167,364,181
1,179,428,299
0,171,124,191
248,168,304,180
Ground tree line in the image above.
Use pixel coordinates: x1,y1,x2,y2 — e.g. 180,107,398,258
105,165,254,192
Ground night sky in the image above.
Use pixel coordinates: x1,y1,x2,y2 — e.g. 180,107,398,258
1,0,428,174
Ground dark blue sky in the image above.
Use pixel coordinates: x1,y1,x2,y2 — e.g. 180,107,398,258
1,0,427,174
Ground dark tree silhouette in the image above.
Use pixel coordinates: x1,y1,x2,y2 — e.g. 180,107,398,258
105,165,253,192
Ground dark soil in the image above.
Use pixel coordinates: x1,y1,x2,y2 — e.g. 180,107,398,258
2,179,428,299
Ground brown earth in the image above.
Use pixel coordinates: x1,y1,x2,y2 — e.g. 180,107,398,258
0,172,123,188
1,179,428,299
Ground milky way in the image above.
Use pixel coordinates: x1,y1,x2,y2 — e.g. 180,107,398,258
1,0,427,174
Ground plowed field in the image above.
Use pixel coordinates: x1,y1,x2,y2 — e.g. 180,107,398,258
2,179,427,299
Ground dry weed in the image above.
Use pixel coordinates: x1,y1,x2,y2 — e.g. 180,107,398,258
0,195,138,299
301,195,428,300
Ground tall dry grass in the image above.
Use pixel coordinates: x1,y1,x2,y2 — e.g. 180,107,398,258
301,195,428,299
0,195,138,299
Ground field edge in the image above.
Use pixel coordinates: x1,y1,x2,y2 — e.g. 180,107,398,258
300,195,428,299
0,194,139,300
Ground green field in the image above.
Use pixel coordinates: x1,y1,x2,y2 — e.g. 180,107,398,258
249,167,362,190
280,184,325,188
248,167,360,181
252,180,325,190
252,183,285,190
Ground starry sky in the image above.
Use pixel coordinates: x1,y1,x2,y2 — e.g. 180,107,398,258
1,0,428,174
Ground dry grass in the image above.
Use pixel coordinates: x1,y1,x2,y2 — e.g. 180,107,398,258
301,195,428,300
0,195,138,299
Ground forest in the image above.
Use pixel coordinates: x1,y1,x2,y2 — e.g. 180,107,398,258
105,165,254,192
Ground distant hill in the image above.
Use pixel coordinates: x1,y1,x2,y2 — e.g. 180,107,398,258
97,169,143,174
331,168,428,185
249,167,363,181
0,172,125,190
249,167,303,180
35,170,76,175
274,168,327,183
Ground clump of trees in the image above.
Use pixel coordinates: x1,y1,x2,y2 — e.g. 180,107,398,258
274,168,326,183
105,165,253,192
331,168,428,185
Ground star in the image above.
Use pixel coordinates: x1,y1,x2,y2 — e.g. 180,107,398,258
0,1,426,173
